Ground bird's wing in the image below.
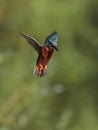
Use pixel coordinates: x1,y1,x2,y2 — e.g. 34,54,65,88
20,32,41,54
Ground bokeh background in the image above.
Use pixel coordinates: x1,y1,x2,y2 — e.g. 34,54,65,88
0,0,98,130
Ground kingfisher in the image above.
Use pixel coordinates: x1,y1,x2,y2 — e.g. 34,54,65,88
20,32,58,77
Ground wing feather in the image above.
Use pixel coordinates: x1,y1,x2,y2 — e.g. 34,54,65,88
20,32,41,53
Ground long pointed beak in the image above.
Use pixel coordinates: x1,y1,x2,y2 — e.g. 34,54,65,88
49,42,58,51
52,45,58,51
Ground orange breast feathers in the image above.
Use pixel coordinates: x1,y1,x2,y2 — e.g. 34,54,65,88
37,47,54,66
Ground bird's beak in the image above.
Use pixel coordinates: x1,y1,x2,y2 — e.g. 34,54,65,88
52,45,58,51
49,42,58,51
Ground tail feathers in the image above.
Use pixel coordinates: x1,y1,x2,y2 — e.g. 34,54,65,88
33,66,47,77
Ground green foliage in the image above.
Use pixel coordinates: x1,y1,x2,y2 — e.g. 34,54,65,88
0,0,98,130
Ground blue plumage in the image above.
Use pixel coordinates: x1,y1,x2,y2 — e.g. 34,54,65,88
45,32,58,47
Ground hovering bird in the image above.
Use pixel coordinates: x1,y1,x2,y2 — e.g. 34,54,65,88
20,32,58,77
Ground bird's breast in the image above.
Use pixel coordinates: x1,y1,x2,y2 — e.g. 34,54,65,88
41,47,49,57
40,47,49,62
37,47,54,66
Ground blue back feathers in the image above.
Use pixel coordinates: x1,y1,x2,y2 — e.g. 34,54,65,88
45,32,58,46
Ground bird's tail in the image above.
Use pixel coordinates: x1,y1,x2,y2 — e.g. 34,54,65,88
33,65,47,77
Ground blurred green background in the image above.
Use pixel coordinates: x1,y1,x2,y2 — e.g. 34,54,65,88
0,0,98,129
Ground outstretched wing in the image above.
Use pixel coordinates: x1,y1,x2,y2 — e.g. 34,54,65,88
20,32,41,54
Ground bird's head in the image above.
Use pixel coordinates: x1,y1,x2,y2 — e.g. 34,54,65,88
45,32,58,51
